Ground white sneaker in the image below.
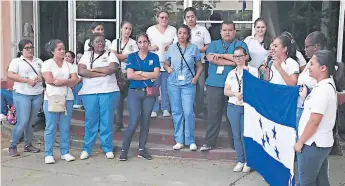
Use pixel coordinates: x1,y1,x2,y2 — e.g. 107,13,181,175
242,163,251,173
189,143,197,151
0,114,7,121
233,162,244,172
45,156,55,164
151,112,157,118
163,110,171,117
73,105,83,109
105,152,114,159
61,154,75,162
80,151,89,160
173,143,184,150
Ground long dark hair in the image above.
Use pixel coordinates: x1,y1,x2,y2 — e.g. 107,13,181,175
176,24,192,42
17,39,33,57
254,18,271,50
314,50,342,91
276,36,298,63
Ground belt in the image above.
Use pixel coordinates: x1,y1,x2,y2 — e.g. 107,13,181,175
130,87,147,91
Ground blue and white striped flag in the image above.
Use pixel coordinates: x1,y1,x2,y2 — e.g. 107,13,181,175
243,70,299,186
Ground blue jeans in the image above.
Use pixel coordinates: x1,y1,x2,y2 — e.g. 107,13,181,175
11,92,43,148
1,89,14,115
121,89,155,153
72,82,83,105
195,63,206,115
227,103,245,163
296,144,331,186
43,100,73,156
81,92,120,154
153,71,170,112
168,83,196,145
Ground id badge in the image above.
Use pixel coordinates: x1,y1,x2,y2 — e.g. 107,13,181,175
216,66,224,74
149,60,153,65
178,75,185,81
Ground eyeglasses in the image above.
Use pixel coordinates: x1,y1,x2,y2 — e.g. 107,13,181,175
304,44,315,49
234,55,245,60
23,46,34,50
159,16,168,20
94,40,105,45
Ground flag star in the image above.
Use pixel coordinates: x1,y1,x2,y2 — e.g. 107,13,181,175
274,146,280,159
259,118,263,129
265,132,270,145
261,135,266,147
272,126,277,139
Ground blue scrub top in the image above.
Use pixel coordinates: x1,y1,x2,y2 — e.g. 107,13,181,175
126,51,160,88
205,39,249,88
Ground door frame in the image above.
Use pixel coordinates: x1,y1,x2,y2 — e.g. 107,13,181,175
337,0,344,62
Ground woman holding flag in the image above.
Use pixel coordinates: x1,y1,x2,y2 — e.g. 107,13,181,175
224,46,258,172
295,50,340,186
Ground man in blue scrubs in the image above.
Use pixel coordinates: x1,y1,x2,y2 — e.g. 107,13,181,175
200,21,249,151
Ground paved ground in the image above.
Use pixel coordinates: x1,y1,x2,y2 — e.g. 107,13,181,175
1,133,344,186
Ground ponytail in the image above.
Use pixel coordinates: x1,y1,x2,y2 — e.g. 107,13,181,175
16,52,22,58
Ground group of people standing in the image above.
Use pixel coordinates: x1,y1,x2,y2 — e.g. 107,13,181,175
3,6,341,186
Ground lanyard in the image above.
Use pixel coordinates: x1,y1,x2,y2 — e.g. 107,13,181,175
177,43,187,74
221,40,230,54
235,69,243,92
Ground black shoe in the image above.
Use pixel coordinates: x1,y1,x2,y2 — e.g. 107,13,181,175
200,144,212,151
137,149,152,160
115,123,124,131
118,151,128,161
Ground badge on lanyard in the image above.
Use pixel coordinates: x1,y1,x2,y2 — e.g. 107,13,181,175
216,66,224,74
178,75,185,81
149,60,153,65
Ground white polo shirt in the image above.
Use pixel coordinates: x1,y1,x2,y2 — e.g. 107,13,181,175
146,25,177,71
225,66,258,104
84,39,112,52
190,25,211,63
298,78,337,147
297,60,317,108
111,38,138,73
41,59,75,100
296,50,307,67
8,56,44,95
269,58,300,85
244,36,269,69
78,51,120,95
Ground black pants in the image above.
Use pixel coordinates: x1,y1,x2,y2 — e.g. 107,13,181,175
203,85,234,147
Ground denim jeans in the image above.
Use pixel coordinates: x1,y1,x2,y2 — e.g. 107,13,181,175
195,63,206,115
1,89,14,115
72,82,83,105
82,92,120,154
121,89,156,153
227,103,245,163
153,71,170,112
168,83,196,145
296,144,332,186
43,100,73,156
11,92,43,148
115,89,128,125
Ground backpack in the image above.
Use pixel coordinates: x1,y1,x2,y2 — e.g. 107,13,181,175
6,105,16,125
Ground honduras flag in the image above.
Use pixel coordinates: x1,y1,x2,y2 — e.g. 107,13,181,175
243,70,299,186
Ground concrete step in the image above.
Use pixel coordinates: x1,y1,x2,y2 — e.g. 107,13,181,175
1,122,236,161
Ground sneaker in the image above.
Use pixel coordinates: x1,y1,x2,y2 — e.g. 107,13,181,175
105,152,114,159
233,162,245,172
8,146,20,157
73,105,83,109
138,149,152,160
242,163,251,173
189,143,197,151
173,143,184,150
61,154,75,162
200,144,212,151
118,151,128,161
24,145,40,153
163,110,171,117
80,151,89,160
45,156,55,164
0,114,7,121
151,112,157,118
